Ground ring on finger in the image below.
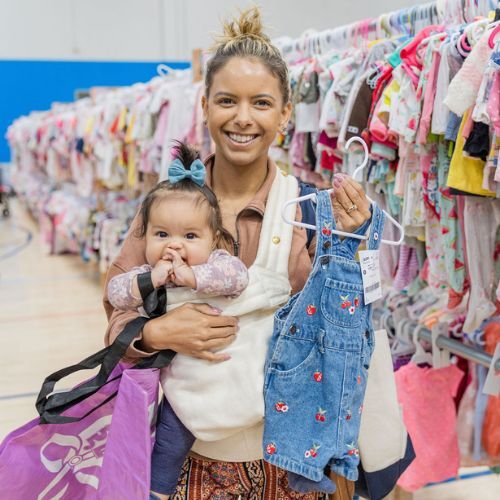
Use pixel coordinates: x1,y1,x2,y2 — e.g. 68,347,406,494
346,204,358,214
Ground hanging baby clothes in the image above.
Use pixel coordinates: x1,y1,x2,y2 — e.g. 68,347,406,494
395,363,464,491
263,190,385,484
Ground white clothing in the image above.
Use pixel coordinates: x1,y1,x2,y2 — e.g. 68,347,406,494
162,168,298,461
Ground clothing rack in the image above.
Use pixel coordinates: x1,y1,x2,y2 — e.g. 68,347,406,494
277,0,497,58
382,316,500,371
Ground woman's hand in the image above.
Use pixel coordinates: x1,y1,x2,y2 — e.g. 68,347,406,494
141,303,238,362
331,173,371,232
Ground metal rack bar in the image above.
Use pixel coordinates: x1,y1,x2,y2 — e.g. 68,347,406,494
384,316,499,371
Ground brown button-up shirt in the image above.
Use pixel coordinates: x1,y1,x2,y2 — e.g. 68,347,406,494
103,156,315,358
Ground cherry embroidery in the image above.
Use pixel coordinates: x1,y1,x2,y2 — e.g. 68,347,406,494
315,408,326,422
266,443,277,455
346,410,352,421
306,304,317,316
275,401,289,413
304,444,321,458
347,443,359,456
322,223,332,237
340,294,352,309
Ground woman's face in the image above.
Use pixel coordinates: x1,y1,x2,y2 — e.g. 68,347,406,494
202,57,291,168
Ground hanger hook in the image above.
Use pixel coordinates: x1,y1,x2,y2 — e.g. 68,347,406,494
345,136,370,180
157,64,174,77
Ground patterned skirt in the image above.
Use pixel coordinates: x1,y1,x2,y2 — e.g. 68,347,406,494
169,455,329,499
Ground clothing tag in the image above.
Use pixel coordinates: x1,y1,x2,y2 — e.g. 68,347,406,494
483,343,500,396
359,250,382,305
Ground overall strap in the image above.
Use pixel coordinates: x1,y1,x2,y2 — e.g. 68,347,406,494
315,190,386,260
366,203,386,251
314,190,338,261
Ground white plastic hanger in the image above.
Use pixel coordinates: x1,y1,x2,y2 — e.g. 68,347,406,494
410,324,433,366
281,136,405,245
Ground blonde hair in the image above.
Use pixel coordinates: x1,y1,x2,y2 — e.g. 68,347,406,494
205,6,290,104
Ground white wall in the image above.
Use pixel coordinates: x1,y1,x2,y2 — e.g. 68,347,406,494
0,0,432,61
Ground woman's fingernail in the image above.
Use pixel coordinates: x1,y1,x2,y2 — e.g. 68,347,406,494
212,307,222,314
333,178,341,188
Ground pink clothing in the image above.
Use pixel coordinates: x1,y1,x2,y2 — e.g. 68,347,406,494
488,71,500,136
396,363,464,492
444,29,494,117
107,249,249,311
417,45,442,144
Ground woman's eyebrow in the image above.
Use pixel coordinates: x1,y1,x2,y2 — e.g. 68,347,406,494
213,91,276,102
213,92,237,98
253,94,276,101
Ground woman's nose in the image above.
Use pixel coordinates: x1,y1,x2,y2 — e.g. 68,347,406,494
234,103,253,128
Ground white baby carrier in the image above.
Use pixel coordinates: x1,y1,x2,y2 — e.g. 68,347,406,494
162,168,298,461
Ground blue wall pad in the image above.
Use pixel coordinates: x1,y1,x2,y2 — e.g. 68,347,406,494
0,59,190,163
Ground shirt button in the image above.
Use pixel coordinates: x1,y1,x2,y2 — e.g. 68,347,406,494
365,331,370,339
320,256,329,266
272,236,281,244
373,232,379,241
289,325,297,334
323,240,332,250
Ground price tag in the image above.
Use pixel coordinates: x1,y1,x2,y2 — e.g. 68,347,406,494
359,250,382,305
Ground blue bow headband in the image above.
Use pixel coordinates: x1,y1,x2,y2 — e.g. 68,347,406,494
168,158,206,187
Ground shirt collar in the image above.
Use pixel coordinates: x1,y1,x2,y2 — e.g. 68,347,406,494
204,154,277,217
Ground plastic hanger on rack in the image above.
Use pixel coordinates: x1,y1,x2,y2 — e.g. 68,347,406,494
411,324,434,366
281,136,405,245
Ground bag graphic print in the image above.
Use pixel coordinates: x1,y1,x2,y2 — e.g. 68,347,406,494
0,367,159,499
0,318,174,499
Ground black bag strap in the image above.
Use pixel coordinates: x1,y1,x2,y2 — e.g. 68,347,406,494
36,316,175,424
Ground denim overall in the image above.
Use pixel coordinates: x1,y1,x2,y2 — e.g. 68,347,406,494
263,190,385,484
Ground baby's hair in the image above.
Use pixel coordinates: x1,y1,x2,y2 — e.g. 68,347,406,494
135,141,235,252
205,6,290,104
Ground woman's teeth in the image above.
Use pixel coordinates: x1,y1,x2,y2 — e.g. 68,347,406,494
228,133,257,144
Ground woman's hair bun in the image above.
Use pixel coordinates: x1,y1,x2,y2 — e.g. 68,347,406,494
213,6,270,50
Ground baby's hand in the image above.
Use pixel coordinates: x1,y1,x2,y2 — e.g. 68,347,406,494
151,259,174,288
162,249,196,289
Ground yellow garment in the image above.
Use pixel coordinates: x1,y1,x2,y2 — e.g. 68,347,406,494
117,107,127,132
127,144,136,188
447,110,496,197
124,113,136,144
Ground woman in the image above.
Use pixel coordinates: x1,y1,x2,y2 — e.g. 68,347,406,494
104,7,371,499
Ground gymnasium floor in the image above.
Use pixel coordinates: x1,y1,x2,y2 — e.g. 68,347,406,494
0,199,498,499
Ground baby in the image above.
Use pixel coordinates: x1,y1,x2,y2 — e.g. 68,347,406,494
107,142,248,498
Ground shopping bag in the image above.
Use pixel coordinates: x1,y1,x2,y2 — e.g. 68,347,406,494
358,329,408,471
0,317,174,499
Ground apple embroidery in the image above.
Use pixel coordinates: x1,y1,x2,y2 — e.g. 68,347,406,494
275,401,289,413
346,410,352,421
266,443,277,455
306,304,317,316
313,371,323,382
315,408,326,422
304,444,321,458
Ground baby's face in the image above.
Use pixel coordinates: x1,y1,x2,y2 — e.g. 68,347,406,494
145,195,215,267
